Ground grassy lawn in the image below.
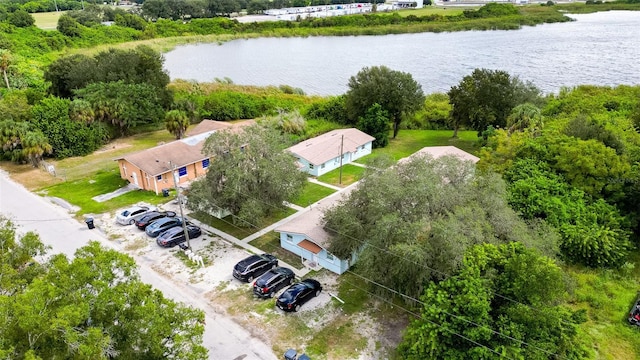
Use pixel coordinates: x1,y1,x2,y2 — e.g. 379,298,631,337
249,232,304,270
39,169,168,217
356,129,479,163
191,207,296,240
568,258,640,360
2,129,174,191
32,11,65,30
291,181,337,207
317,164,367,187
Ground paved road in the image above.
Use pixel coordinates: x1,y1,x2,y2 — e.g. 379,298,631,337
0,171,277,360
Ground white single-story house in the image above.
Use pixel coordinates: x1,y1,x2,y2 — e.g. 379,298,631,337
274,186,357,274
287,128,375,176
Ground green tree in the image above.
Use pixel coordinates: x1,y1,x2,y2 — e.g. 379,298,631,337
399,243,591,360
165,109,190,139
323,155,559,299
19,129,52,166
8,9,35,27
30,96,108,158
357,103,389,148
75,81,165,135
0,220,208,360
507,102,543,134
504,159,631,268
188,125,307,226
0,49,12,90
346,65,424,138
56,13,83,37
448,68,541,137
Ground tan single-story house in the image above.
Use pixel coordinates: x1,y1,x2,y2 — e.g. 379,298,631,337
287,128,375,176
116,120,252,194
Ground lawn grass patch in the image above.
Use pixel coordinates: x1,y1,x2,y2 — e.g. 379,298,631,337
317,164,366,187
291,181,337,207
33,11,65,30
191,208,296,240
190,211,255,239
357,129,479,163
568,260,640,360
336,272,371,315
250,232,304,270
305,316,367,359
39,169,167,216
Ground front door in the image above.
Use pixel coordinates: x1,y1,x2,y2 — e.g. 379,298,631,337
131,172,139,187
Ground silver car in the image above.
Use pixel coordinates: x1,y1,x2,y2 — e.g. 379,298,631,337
115,205,156,225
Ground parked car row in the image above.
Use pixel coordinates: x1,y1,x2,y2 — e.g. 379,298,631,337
233,254,322,312
115,206,201,248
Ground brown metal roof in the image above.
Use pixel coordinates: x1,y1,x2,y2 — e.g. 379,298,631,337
298,240,322,254
287,128,375,166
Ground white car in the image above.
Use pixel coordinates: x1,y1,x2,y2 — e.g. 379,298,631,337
116,205,156,225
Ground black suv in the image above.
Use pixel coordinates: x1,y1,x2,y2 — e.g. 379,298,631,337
253,267,295,298
233,254,278,282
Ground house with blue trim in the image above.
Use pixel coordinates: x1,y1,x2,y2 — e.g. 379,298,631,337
115,120,253,195
287,128,375,176
274,185,358,274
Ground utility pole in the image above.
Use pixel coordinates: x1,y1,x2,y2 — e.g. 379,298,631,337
339,134,344,185
169,161,191,249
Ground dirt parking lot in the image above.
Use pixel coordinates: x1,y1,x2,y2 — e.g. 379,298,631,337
95,202,391,359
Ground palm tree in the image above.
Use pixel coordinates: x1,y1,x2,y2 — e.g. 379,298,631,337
70,99,95,123
507,103,543,135
20,130,52,167
165,110,190,139
0,49,12,90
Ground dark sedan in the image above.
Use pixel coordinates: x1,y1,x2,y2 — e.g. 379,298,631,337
156,225,202,247
134,211,176,230
276,279,322,312
145,217,183,238
253,267,295,299
232,254,278,283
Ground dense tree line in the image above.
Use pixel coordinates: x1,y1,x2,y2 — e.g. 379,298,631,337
0,217,207,359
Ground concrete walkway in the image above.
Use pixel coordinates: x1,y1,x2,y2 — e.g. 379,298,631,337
92,183,138,202
307,177,344,191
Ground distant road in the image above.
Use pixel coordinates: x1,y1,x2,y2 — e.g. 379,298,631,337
0,170,278,360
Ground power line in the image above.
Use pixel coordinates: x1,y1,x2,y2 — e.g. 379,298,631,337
346,270,563,359
214,180,575,328
195,180,570,357
342,278,518,360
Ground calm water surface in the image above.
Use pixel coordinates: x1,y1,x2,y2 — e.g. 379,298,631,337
164,11,640,95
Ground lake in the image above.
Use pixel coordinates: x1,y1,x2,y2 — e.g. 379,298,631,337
163,11,640,96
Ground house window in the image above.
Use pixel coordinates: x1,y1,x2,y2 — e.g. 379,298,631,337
360,146,365,151
286,234,293,243
178,166,187,177
202,159,210,169
321,164,325,169
156,174,162,181
309,164,314,169
326,253,335,262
